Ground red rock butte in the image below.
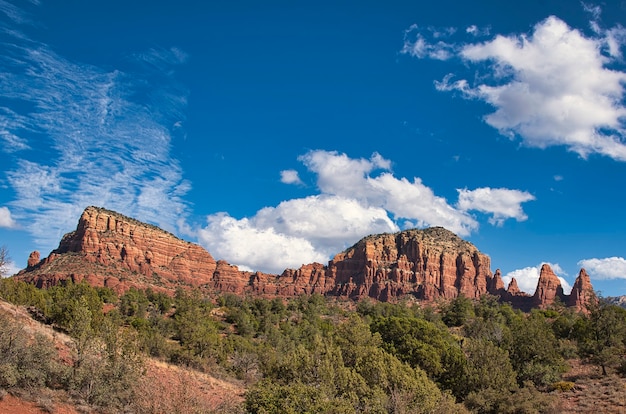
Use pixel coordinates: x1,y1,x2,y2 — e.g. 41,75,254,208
15,206,595,311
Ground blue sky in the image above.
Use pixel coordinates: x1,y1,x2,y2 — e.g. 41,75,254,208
1,0,626,296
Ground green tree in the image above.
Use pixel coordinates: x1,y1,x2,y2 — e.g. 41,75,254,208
463,338,516,395
576,301,626,375
0,278,47,309
370,315,468,397
442,295,474,327
508,311,566,386
119,288,150,318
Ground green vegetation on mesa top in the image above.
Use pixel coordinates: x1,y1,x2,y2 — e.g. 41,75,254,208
1,277,625,414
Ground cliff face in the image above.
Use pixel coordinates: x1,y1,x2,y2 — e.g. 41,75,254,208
18,206,217,293
327,227,495,301
15,206,595,310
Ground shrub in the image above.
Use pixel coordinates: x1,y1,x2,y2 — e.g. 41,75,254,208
550,381,575,392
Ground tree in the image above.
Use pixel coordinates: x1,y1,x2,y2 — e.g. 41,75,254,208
370,315,468,398
0,245,10,277
576,300,626,375
508,311,566,386
442,294,474,327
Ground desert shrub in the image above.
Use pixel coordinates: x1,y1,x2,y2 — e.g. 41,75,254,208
464,382,558,414
68,319,144,410
0,278,47,309
549,381,575,392
0,311,66,391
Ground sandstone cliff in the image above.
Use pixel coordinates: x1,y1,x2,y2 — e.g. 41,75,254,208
327,227,495,301
15,206,594,310
18,206,217,293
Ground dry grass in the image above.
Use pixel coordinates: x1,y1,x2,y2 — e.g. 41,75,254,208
556,359,626,413
0,299,246,414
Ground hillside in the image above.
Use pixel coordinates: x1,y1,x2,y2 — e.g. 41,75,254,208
1,282,625,413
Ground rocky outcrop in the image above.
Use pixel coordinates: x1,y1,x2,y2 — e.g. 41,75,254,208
14,206,595,311
327,227,496,301
507,278,521,295
532,264,566,308
16,206,217,294
568,268,596,311
27,251,40,268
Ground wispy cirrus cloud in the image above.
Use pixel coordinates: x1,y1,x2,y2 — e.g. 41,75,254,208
0,3,190,249
403,10,626,161
200,150,534,273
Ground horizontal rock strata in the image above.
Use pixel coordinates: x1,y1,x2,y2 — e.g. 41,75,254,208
15,206,595,310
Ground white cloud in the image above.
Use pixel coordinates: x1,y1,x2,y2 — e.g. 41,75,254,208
2,260,21,277
456,187,535,226
503,263,572,295
407,15,626,161
198,212,329,274
198,150,534,273
577,257,626,280
466,25,490,37
1,8,191,249
199,195,399,274
401,25,457,60
280,169,303,185
0,207,17,228
299,150,478,236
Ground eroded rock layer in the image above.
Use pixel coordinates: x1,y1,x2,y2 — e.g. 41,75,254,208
15,206,595,310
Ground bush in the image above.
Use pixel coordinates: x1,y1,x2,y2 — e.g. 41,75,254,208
549,381,575,392
0,311,66,390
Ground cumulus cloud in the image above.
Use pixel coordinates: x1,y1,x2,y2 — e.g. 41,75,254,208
406,14,626,161
1,4,190,248
198,195,398,273
199,150,535,273
280,169,303,185
456,187,535,226
578,257,626,280
0,207,17,228
503,263,572,295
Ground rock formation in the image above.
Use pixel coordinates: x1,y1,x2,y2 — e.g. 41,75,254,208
15,206,595,311
17,206,217,293
568,268,596,311
26,251,40,268
327,227,495,301
532,264,566,308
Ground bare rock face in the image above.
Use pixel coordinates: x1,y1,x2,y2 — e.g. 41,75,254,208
489,269,505,293
507,278,521,295
14,206,595,312
532,264,565,308
327,227,496,301
16,206,217,294
568,268,596,311
26,251,40,268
